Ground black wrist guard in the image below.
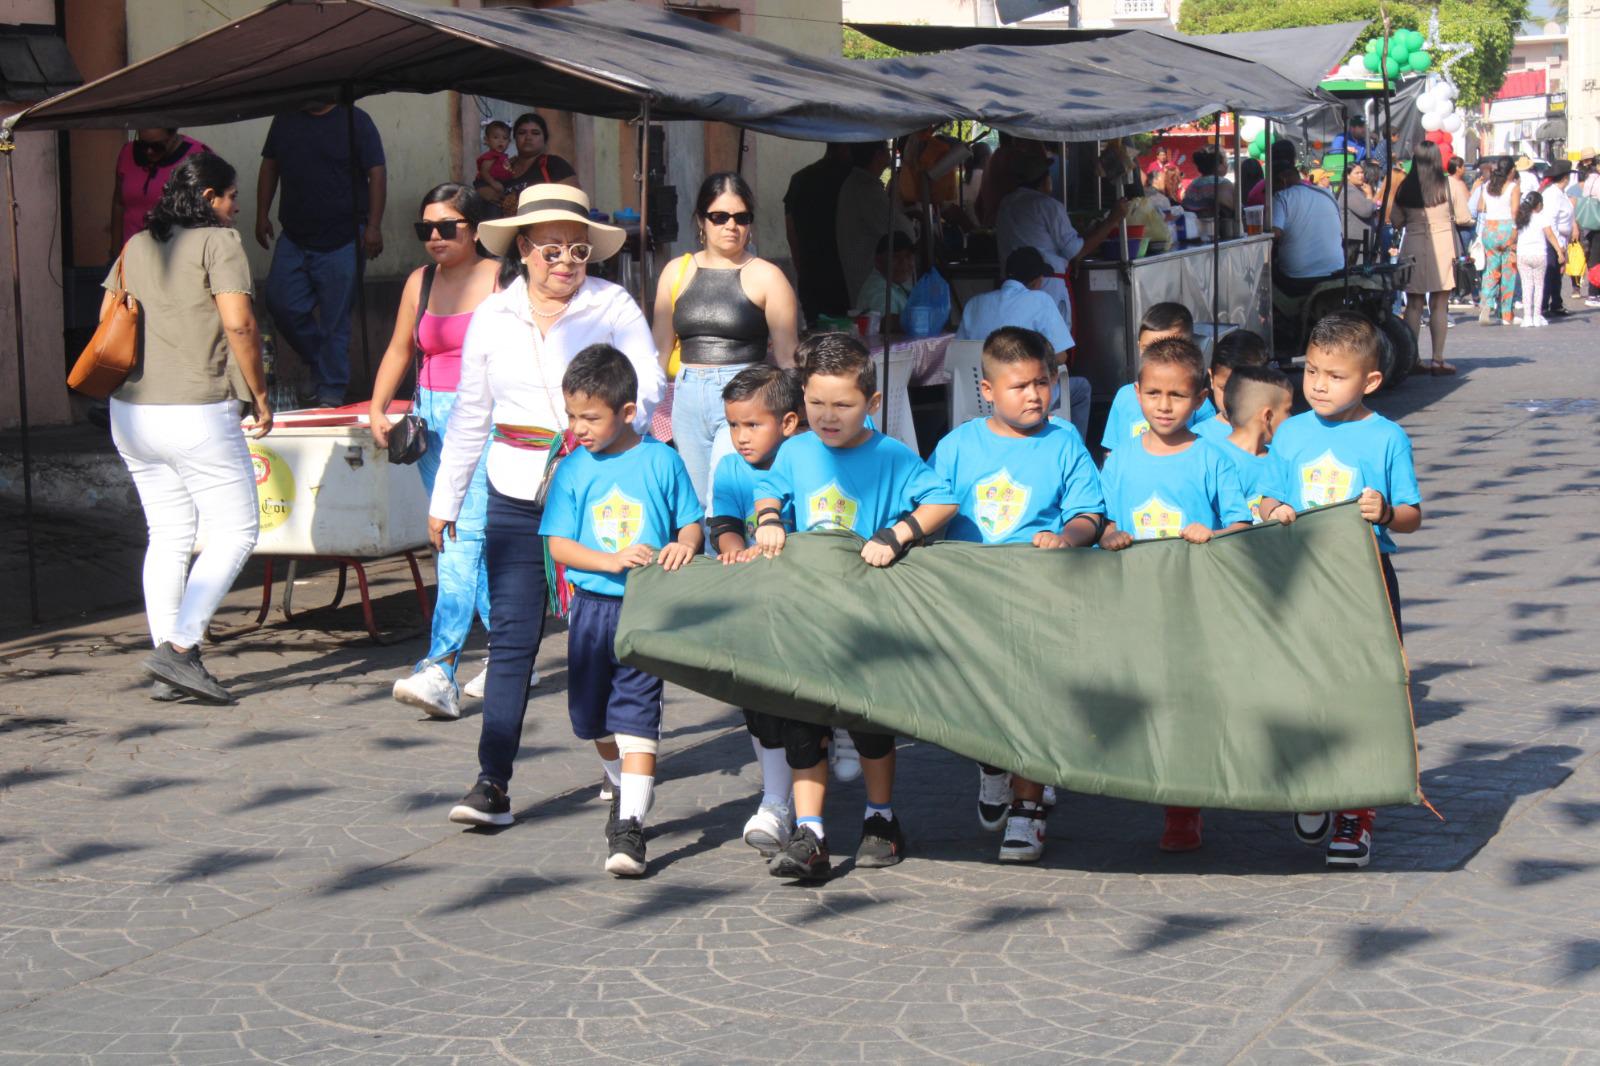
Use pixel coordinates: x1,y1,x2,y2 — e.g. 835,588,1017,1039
707,515,744,542
900,512,927,546
1074,513,1108,542
756,506,782,521
870,526,910,560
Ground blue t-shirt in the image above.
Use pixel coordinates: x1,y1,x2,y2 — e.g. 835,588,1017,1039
539,438,703,596
1193,414,1232,443
711,452,794,541
1100,437,1252,541
1268,410,1421,553
931,418,1105,544
262,107,386,251
1100,383,1218,452
1212,438,1290,524
755,431,955,536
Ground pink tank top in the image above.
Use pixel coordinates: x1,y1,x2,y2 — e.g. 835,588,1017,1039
416,309,473,392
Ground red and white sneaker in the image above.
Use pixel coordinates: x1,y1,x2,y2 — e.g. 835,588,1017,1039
1159,806,1203,852
1325,809,1374,869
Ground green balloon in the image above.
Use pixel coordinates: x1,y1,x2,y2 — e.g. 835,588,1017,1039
1383,56,1401,78
1366,38,1382,54
1408,29,1426,50
1409,50,1431,71
1364,51,1382,72
1391,42,1410,64
1249,144,1263,160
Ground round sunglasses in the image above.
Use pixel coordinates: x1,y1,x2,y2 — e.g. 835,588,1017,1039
701,210,753,226
414,219,468,241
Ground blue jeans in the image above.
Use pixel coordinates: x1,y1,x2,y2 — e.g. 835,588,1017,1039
671,364,751,509
265,235,359,405
478,488,548,789
415,387,491,676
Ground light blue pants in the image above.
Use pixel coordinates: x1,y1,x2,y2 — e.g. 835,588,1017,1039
671,364,751,510
264,235,360,405
416,386,491,677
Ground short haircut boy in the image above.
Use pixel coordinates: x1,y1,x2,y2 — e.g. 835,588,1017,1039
796,332,876,396
981,326,1054,380
1211,330,1269,371
562,344,637,410
1307,310,1381,373
1138,336,1206,394
723,365,802,417
484,119,511,137
1223,364,1292,425
1138,302,1194,339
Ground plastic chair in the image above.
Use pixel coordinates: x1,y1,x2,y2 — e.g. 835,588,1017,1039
944,340,990,428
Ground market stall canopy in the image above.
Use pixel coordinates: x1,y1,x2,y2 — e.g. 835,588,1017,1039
3,0,957,139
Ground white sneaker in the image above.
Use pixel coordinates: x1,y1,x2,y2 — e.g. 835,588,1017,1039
829,729,861,782
976,767,1013,831
461,660,539,700
742,801,793,857
393,662,460,720
1536,315,1549,327
998,804,1046,863
1520,317,1534,328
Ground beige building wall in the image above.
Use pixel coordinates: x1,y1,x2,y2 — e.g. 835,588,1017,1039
1570,12,1600,149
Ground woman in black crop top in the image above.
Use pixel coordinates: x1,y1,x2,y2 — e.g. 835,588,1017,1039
652,172,799,508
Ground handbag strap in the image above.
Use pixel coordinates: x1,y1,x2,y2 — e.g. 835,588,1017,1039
1443,183,1469,260
412,263,436,392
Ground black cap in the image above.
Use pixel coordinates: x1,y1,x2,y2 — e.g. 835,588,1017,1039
874,232,915,256
1004,246,1050,284
1348,114,1367,128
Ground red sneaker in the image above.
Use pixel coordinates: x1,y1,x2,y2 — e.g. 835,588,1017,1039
1160,806,1203,852
1326,808,1375,869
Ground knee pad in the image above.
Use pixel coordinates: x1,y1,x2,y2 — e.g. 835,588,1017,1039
614,733,658,758
849,730,896,761
781,719,828,770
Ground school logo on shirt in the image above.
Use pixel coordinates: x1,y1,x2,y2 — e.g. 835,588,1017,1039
806,482,859,531
591,485,645,552
1299,450,1357,508
1247,494,1265,523
973,469,1031,542
744,509,759,541
1131,494,1184,540
1130,418,1150,438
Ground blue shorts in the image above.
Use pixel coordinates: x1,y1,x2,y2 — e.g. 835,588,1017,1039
566,589,663,741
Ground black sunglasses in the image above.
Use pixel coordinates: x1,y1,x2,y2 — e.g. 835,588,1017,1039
414,219,468,241
701,210,753,226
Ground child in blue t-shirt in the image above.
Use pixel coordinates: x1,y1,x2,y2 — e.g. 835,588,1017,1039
540,345,704,879
1214,364,1296,523
707,366,805,860
1100,302,1217,455
1098,337,1251,856
1262,311,1423,872
1193,329,1271,444
752,333,957,881
931,326,1105,865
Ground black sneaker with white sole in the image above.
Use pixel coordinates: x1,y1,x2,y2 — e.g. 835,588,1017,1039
141,642,234,705
605,817,647,876
448,780,513,827
977,767,1013,831
769,825,831,881
855,813,907,868
1293,811,1332,846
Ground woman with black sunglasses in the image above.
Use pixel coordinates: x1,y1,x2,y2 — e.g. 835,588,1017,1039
652,172,799,510
368,183,503,721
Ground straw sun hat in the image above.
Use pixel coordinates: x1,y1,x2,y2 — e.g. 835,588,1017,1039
477,184,626,260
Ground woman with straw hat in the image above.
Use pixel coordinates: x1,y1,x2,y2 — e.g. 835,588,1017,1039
429,183,665,829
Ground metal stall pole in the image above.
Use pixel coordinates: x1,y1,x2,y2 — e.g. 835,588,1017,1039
343,86,373,394
1211,111,1221,337
1341,112,1354,300
636,99,651,309
2,137,39,624
1264,119,1275,362
879,140,902,444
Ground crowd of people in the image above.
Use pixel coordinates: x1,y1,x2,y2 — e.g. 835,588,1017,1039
101,109,1432,882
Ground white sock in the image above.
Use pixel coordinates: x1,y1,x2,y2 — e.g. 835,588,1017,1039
797,815,825,841
619,772,653,823
866,803,893,822
600,757,622,787
757,745,793,808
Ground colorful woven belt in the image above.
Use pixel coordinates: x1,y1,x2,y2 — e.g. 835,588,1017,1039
492,424,560,451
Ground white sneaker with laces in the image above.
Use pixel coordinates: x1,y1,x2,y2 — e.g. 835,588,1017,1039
998,803,1046,863
976,768,1014,831
393,662,460,720
742,801,794,857
461,660,539,700
829,729,862,782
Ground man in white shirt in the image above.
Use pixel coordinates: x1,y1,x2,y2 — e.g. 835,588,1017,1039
835,141,915,308
1271,161,1345,296
957,247,1091,440
1539,160,1575,317
996,155,1128,322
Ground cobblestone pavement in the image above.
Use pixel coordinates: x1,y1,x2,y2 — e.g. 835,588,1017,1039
1,308,1597,1064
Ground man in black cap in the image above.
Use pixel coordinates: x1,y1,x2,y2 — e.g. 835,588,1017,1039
1540,159,1575,316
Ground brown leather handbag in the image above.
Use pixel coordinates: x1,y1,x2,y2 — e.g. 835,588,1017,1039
67,258,138,398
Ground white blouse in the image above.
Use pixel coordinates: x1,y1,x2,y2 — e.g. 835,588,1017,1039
429,274,664,521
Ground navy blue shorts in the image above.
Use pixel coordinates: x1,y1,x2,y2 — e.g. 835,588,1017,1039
566,589,663,741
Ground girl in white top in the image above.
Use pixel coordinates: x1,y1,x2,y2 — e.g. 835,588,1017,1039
1514,191,1564,328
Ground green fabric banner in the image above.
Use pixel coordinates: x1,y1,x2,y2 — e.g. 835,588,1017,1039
616,502,1420,812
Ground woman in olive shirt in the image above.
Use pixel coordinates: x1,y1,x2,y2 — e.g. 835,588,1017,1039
106,152,272,705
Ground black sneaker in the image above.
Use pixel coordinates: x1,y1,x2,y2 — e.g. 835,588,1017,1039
141,642,233,705
149,679,184,702
604,788,620,839
448,780,513,827
768,825,831,881
855,813,906,868
605,817,647,876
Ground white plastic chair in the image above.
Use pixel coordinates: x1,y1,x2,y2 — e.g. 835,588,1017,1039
944,340,990,429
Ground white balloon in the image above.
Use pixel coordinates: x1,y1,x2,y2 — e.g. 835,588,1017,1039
1443,112,1463,133
1421,112,1442,132
1417,92,1438,113
1240,116,1265,141
1442,82,1459,100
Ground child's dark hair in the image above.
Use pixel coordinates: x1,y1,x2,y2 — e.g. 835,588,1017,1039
981,326,1054,380
1138,337,1206,394
1211,330,1269,371
1515,191,1544,230
1138,301,1194,339
1223,364,1292,425
796,332,875,397
722,365,802,417
561,344,636,411
1307,310,1381,374
484,119,511,138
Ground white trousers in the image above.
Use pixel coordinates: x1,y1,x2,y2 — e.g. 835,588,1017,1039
110,398,259,649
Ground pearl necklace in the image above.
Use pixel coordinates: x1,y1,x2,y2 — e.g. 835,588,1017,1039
528,290,572,320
